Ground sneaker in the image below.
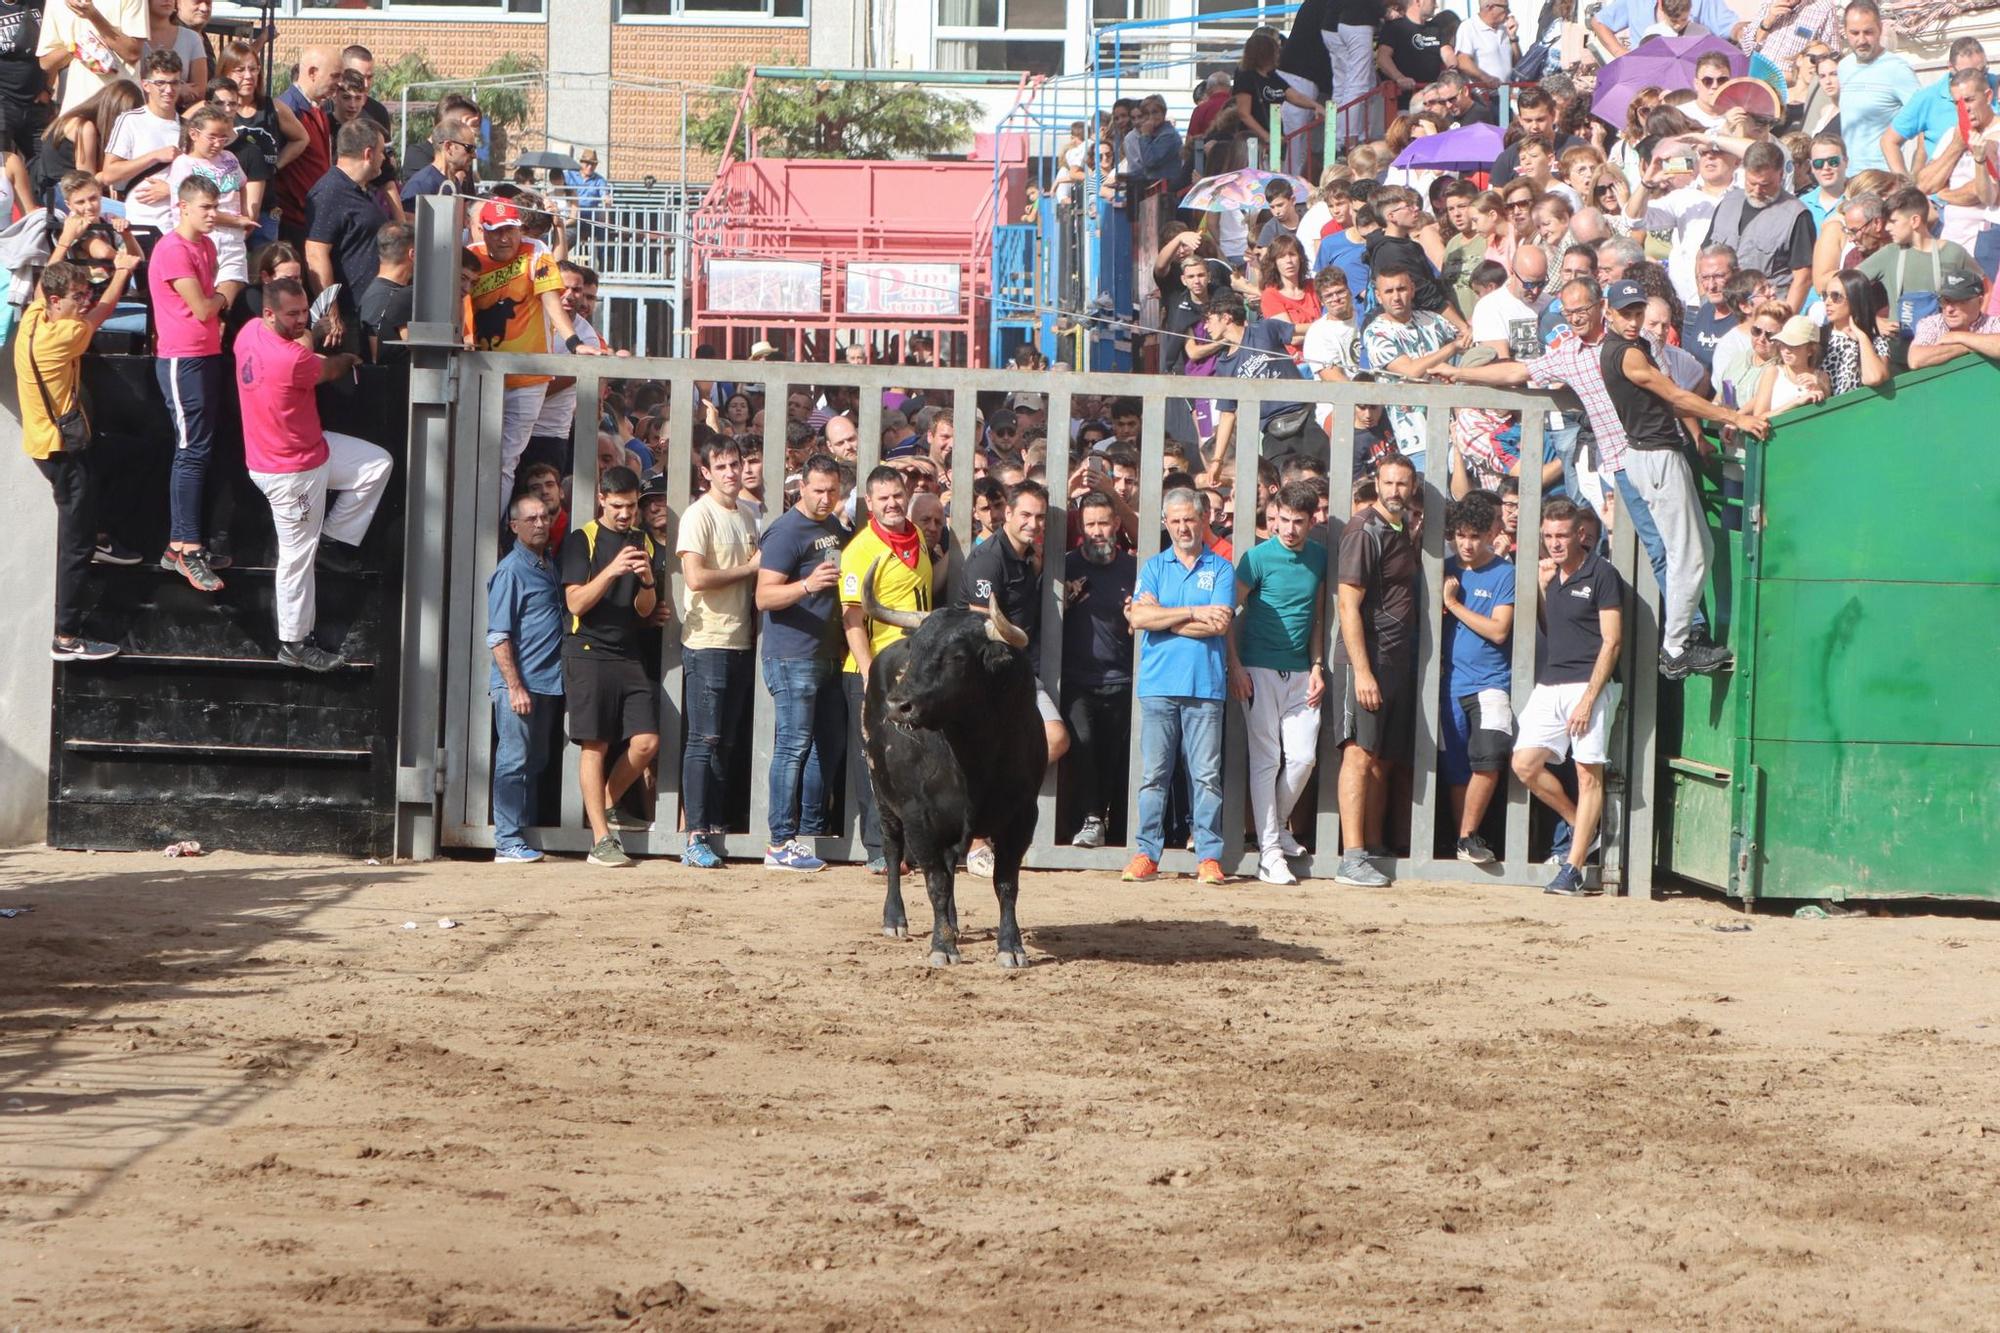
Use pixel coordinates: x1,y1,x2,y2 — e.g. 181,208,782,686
1278,832,1307,858
1196,858,1228,885
494,845,544,863
603,807,646,831
277,639,343,672
866,856,888,875
164,547,224,592
1256,852,1297,886
965,844,995,878
1544,863,1598,896
1071,814,1107,850
1334,853,1390,888
1120,854,1159,882
1680,640,1734,676
50,636,119,662
764,840,825,873
587,836,632,868
92,537,141,566
206,532,233,570
317,536,364,576
1456,834,1496,864
681,838,724,869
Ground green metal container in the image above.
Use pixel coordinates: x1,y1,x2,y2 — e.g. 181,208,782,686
1657,357,2000,902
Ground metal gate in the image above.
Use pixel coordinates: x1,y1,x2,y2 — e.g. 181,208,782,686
393,197,1663,894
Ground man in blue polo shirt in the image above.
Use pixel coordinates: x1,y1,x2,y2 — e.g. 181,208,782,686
1881,36,1995,174
488,489,567,863
1122,487,1235,887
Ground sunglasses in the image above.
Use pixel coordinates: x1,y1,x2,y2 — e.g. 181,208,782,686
1519,277,1548,292
1750,327,1778,339
1810,155,1843,168
1698,75,1729,87
1507,199,1534,210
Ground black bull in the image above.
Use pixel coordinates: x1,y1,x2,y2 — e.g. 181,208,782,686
860,560,1047,968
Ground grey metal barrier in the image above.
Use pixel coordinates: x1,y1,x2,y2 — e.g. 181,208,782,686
396,197,1663,893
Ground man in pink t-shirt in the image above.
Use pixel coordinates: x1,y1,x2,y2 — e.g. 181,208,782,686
236,276,394,673
150,174,229,593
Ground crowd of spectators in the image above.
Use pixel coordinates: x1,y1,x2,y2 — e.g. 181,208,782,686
16,0,2000,893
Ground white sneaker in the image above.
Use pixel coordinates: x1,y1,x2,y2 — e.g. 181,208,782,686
1071,815,1107,849
1278,832,1307,858
1257,852,1299,886
965,845,995,878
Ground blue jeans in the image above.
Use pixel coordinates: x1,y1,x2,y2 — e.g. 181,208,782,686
764,655,845,844
1613,465,1706,636
682,646,750,841
1137,696,1225,862
491,688,563,851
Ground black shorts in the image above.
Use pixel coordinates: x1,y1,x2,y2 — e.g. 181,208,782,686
1458,692,1513,773
562,653,658,743
0,96,49,164
1339,659,1415,763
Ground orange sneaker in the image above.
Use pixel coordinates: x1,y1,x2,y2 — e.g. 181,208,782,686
1121,854,1159,882
1196,858,1227,885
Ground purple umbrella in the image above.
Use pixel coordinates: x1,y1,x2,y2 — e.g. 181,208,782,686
1391,122,1505,173
1591,34,1747,128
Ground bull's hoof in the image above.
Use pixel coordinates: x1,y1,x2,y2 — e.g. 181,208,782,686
995,949,1031,969
927,949,959,968
882,924,909,939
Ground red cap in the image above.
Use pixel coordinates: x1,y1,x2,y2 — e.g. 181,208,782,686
477,199,522,230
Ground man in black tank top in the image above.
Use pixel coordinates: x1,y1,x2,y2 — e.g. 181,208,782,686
1598,279,1769,681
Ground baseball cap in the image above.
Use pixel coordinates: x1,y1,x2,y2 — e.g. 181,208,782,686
1938,269,1986,302
477,198,522,230
640,472,669,500
1605,279,1648,310
1772,315,1818,347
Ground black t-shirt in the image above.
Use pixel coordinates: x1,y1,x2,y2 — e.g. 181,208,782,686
1326,0,1382,27
1061,547,1136,688
955,530,1043,658
559,522,653,660
1228,67,1288,139
1378,17,1448,90
1490,133,1587,187
1600,331,1686,452
0,0,45,103
1278,0,1332,99
233,105,282,185
1365,230,1450,313
1351,418,1394,480
1680,301,1736,370
400,162,458,207
1538,551,1625,685
1334,504,1418,667
1164,291,1209,375
358,276,412,363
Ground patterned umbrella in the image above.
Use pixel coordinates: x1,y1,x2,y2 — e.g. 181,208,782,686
1591,34,1747,128
1180,168,1315,213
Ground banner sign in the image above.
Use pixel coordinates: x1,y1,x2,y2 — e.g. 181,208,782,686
707,259,823,314
844,262,962,317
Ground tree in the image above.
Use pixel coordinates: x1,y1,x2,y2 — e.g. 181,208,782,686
370,52,544,177
691,59,978,161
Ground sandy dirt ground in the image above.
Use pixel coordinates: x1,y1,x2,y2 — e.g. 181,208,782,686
5,846,2000,1331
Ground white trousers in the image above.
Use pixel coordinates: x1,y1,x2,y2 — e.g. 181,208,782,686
250,432,394,643
1619,447,1711,657
1245,665,1322,857
499,382,549,521
1277,70,1319,176
1328,27,1381,143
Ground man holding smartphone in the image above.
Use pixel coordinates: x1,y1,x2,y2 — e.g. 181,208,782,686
560,465,662,868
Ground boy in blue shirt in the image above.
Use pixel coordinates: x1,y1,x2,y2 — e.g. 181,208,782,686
1440,491,1516,864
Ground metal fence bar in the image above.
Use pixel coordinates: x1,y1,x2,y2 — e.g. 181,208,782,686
1219,410,1261,872
1621,465,1667,899
463,370,506,835
1036,385,1073,855
743,374,787,853
1404,404,1453,880
1504,407,1548,872
1124,396,1167,866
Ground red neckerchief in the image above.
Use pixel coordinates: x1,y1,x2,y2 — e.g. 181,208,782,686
872,516,922,570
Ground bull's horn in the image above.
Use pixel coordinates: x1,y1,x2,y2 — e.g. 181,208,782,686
985,597,1029,649
861,556,928,632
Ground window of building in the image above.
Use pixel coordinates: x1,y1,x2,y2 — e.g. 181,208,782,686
619,0,806,17
935,0,1065,75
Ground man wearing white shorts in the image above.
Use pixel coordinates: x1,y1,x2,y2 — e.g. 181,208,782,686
236,277,394,672
1512,498,1624,897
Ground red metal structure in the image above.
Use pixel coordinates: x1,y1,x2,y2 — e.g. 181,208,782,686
687,73,1031,366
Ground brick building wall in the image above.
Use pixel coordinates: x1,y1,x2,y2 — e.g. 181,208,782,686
610,26,809,180
261,17,805,182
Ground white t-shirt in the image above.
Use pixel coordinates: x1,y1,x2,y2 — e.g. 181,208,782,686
38,0,148,114
530,314,602,438
1460,12,1513,83
106,108,184,230
674,491,761,650
1471,284,1543,354
1302,314,1360,433
1644,183,1728,305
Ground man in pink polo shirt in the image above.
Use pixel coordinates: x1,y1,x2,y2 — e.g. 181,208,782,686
151,174,228,593
236,276,394,672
